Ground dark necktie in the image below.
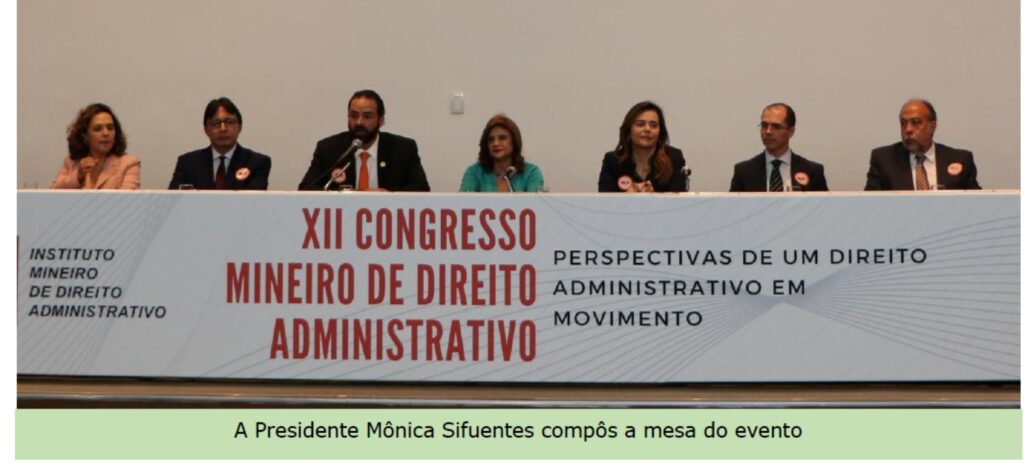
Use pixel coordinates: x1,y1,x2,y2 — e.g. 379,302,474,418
215,155,226,189
769,159,783,192
914,155,930,191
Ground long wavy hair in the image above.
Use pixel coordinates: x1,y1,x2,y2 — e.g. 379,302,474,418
615,101,672,184
66,103,127,160
477,114,525,173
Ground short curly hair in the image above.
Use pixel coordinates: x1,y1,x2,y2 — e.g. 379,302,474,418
66,103,127,160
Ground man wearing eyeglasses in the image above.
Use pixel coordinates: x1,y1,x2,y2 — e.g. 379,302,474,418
864,99,980,191
168,97,272,190
729,103,828,192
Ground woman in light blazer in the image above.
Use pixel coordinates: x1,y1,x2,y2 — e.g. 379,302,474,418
51,103,140,189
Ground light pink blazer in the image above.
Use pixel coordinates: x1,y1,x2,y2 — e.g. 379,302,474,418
50,154,141,190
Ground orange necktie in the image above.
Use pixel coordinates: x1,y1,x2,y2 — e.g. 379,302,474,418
358,151,370,191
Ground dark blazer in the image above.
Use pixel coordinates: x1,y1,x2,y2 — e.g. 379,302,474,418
298,131,430,191
168,145,271,190
865,142,980,190
730,152,828,192
598,146,688,192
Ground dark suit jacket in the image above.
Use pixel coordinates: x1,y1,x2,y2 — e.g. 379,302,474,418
168,145,271,190
730,152,828,192
865,142,980,190
298,131,430,191
598,146,688,192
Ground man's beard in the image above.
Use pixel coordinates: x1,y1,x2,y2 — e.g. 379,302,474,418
351,125,379,145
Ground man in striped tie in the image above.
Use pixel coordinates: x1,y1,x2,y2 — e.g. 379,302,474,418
865,99,981,190
729,103,829,192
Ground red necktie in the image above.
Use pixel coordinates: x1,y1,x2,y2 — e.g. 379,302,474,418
358,152,370,191
215,156,226,189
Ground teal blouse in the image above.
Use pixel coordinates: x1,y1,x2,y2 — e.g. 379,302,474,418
459,162,544,192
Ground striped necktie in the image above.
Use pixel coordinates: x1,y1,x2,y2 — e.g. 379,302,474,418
769,159,783,192
914,155,930,191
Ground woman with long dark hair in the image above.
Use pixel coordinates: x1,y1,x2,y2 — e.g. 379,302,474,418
598,101,687,192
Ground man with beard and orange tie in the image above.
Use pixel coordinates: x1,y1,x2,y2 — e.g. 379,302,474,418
298,89,430,191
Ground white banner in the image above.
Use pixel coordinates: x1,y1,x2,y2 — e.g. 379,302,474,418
16,191,1020,382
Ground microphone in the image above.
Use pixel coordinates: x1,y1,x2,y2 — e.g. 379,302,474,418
321,139,363,191
681,165,692,192
504,166,517,193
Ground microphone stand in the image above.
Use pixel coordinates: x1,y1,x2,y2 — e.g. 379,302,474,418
323,162,352,191
504,167,516,193
318,139,362,191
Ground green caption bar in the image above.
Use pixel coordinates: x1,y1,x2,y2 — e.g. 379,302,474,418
16,409,1022,459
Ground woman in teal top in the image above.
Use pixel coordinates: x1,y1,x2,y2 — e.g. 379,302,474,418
460,114,544,192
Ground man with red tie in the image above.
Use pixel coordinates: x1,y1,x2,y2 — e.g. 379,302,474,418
299,89,430,191
169,97,272,190
865,99,981,190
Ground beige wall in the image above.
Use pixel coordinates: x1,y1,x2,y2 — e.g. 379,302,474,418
18,0,1020,191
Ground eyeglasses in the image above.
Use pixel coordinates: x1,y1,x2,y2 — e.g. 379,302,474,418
206,118,239,128
759,122,788,131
